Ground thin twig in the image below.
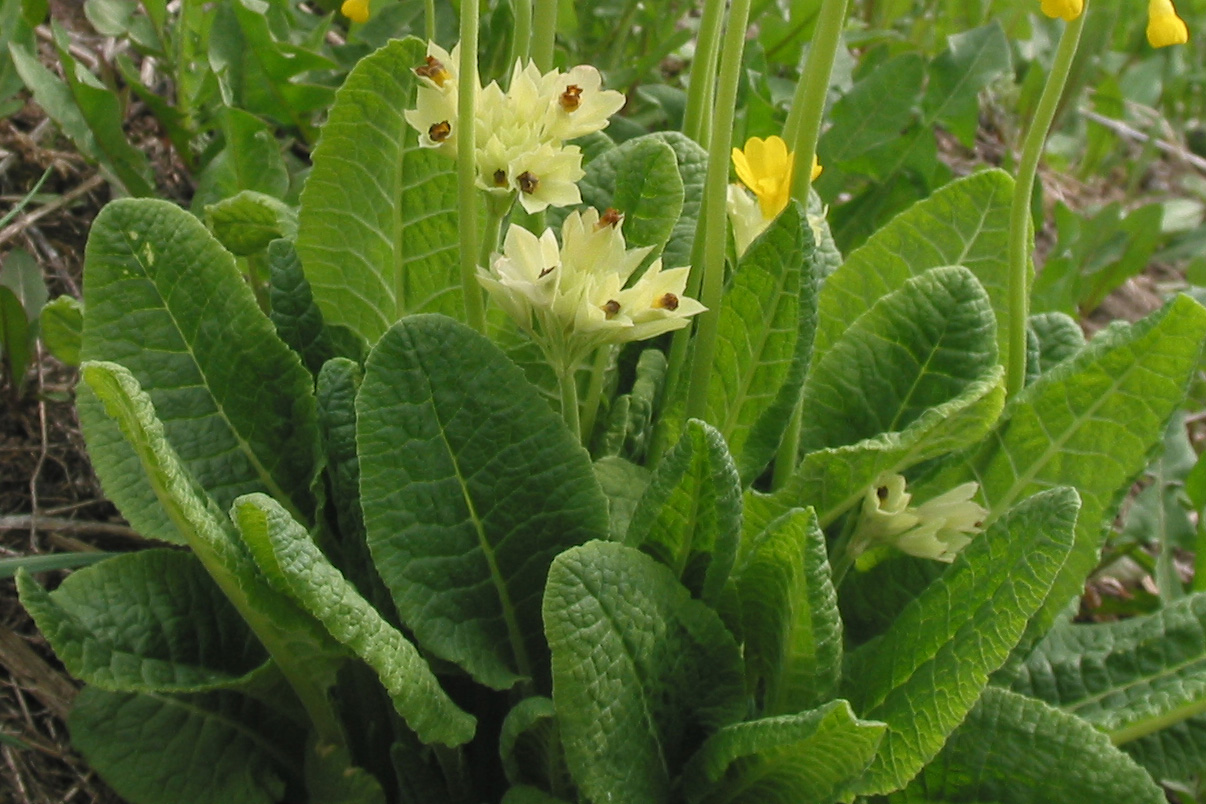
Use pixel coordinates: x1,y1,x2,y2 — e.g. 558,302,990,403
0,516,140,541
1079,108,1206,174
0,174,105,249
28,342,49,552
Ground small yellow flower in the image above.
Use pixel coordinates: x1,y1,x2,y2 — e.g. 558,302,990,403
1148,0,1189,46
1040,0,1083,20
341,0,369,23
731,136,794,219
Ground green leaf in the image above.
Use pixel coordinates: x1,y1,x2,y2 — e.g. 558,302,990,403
573,134,684,260
499,696,569,792
682,700,885,804
1121,715,1206,783
925,294,1206,672
922,23,1011,147
0,551,111,578
1029,311,1085,376
820,54,925,165
232,493,476,747
595,347,666,461
316,357,365,545
501,787,572,804
708,203,816,484
647,131,709,269
594,456,650,542
844,487,1080,795
626,419,741,604
0,285,30,386
544,541,746,804
205,190,297,256
813,170,1015,380
297,37,462,346
305,738,386,804
17,550,267,692
357,315,609,689
39,295,83,366
192,107,290,211
800,265,998,454
268,239,340,374
78,198,319,544
897,687,1164,803
1012,592,1206,744
0,248,48,322
734,507,841,716
69,686,297,804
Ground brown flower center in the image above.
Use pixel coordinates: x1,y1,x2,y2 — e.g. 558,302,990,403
415,56,451,87
653,292,679,311
602,299,621,319
428,121,452,143
596,208,624,230
560,84,583,112
517,171,539,194
493,168,508,187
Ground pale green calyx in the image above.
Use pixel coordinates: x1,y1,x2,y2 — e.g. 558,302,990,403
850,473,987,568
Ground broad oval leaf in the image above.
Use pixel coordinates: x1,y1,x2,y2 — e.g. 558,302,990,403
18,550,267,693
297,37,461,346
357,315,609,689
78,198,319,544
232,493,476,747
799,264,998,455
682,700,885,804
625,419,742,604
896,687,1164,803
544,541,746,804
845,487,1080,795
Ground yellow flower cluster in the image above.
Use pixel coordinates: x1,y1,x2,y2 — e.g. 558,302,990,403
1038,0,1189,47
478,208,706,369
850,473,987,568
726,136,822,256
404,43,626,214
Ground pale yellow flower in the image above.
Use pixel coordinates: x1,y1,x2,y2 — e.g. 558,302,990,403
1148,0,1189,46
1040,0,1083,20
850,473,986,567
341,0,369,22
509,143,585,214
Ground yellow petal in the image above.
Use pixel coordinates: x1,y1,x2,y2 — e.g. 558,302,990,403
1148,0,1189,46
341,0,370,22
1040,0,1082,20
810,155,822,181
731,136,795,219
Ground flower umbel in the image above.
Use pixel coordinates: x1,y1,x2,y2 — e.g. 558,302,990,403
478,209,705,371
849,473,987,569
1147,0,1189,46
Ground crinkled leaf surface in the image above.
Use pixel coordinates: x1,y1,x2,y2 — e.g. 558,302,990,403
646,131,708,269
813,170,1015,372
799,265,997,455
1122,714,1206,783
205,190,297,256
232,493,475,747
682,700,885,804
895,687,1164,803
18,550,266,692
297,37,461,346
268,238,339,375
544,541,746,804
594,456,651,541
39,294,83,366
734,507,841,716
78,198,318,544
924,294,1206,673
625,419,741,604
845,488,1080,795
499,696,568,792
708,203,817,484
357,315,608,689
922,23,1011,148
70,686,297,804
1012,592,1206,744
1029,311,1085,375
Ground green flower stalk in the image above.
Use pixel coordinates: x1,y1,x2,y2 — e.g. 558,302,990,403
458,13,486,333
1005,5,1087,397
682,0,728,145
532,0,558,70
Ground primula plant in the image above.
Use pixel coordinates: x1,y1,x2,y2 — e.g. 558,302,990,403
14,0,1206,800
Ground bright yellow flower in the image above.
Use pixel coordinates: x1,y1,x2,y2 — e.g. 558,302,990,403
1040,0,1083,20
732,136,794,219
341,0,369,22
1148,0,1189,46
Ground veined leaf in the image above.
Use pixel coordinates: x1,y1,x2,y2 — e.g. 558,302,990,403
733,507,841,716
682,700,885,804
709,203,817,484
845,488,1080,795
1121,715,1206,783
1012,592,1206,744
205,190,297,256
544,542,745,804
924,294,1206,673
594,456,651,541
820,53,925,165
268,239,340,375
648,131,708,270
813,170,1015,373
574,134,684,260
39,294,84,366
625,419,741,604
70,686,297,804
800,265,998,455
297,37,461,346
922,23,1011,148
499,697,569,793
17,550,266,693
1029,311,1085,375
357,315,608,689
78,198,319,545
896,687,1164,803
232,493,476,747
